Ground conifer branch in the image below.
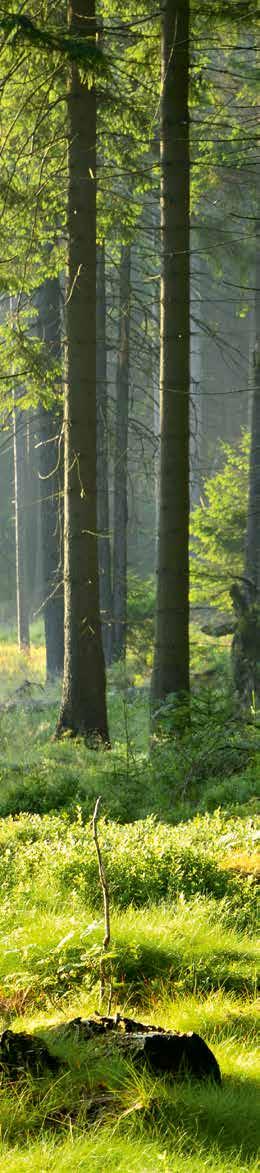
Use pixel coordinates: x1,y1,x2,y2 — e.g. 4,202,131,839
0,14,108,78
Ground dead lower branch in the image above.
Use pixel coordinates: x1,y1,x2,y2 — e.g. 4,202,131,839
92,796,111,1010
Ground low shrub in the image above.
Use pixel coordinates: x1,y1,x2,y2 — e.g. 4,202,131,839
0,811,257,932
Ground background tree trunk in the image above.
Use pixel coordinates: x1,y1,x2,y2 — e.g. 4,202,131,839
231,238,260,707
151,0,190,705
12,407,30,651
245,239,260,591
97,243,113,665
57,0,109,740
36,276,64,680
112,244,131,661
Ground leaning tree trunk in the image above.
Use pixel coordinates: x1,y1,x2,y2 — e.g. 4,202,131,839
13,407,30,651
57,0,109,740
151,0,190,705
97,243,113,665
112,244,131,661
36,276,64,680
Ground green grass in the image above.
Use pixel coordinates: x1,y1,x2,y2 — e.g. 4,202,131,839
0,823,258,1170
0,630,259,1170
0,986,259,1171
0,894,258,1007
1,1130,258,1173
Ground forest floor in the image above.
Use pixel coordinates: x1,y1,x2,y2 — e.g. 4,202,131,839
0,627,259,1171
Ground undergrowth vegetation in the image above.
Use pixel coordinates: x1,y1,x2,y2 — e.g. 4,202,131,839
0,628,259,1171
0,622,258,824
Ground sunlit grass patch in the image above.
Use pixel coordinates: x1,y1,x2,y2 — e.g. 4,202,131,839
0,891,258,1013
0,642,45,698
0,1138,259,1173
220,852,260,879
0,985,258,1172
0,631,258,1172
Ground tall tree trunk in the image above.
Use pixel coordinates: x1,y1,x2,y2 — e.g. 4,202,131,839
231,239,260,707
13,407,30,651
97,243,113,665
112,244,131,661
190,243,202,507
151,0,190,706
245,240,260,591
36,276,64,680
57,0,109,740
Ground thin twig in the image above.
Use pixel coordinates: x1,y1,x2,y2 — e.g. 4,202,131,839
92,796,111,1008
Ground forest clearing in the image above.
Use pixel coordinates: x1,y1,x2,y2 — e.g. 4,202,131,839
0,0,259,1169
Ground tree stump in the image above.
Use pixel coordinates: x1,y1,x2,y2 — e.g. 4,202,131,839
0,1015,221,1085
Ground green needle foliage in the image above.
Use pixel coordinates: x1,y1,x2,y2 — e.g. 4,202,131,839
0,12,108,76
0,0,257,421
190,432,249,611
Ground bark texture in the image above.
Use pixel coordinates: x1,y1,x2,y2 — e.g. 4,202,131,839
245,240,260,592
57,0,109,740
231,240,260,706
36,277,64,680
151,0,190,704
113,244,131,661
13,408,30,650
97,244,113,665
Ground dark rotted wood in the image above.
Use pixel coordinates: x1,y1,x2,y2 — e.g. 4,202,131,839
139,1031,221,1083
0,1016,221,1085
66,1014,221,1084
0,1030,62,1078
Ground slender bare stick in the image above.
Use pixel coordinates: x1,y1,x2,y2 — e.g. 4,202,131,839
92,796,111,1007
